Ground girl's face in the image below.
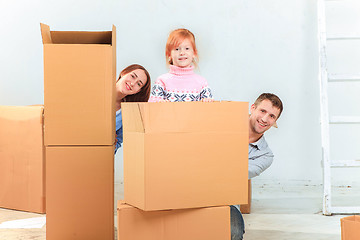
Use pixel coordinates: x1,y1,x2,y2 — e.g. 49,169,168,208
170,38,195,68
116,69,147,96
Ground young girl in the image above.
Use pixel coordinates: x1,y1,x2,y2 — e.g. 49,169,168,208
148,28,213,102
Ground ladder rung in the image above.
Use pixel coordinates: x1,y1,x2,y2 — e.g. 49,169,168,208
328,73,360,82
329,116,360,124
329,206,360,214
327,35,360,40
331,160,360,167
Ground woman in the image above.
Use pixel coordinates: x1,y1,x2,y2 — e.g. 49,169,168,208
115,64,151,153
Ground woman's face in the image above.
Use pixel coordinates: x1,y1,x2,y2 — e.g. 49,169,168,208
117,69,147,96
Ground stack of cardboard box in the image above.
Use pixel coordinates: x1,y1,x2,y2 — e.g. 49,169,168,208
0,105,46,214
41,23,116,240
341,215,360,240
118,102,249,239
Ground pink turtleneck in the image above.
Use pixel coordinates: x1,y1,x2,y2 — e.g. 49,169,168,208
148,65,213,102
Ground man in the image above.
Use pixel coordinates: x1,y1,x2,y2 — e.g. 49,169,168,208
248,93,283,178
231,93,284,240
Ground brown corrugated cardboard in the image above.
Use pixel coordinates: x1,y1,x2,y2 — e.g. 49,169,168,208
341,215,360,240
240,179,252,214
122,102,249,211
46,146,114,240
40,23,116,146
117,201,230,240
0,106,45,213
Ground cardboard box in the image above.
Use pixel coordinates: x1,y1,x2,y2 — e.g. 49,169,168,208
46,146,114,240
341,215,360,240
122,102,249,211
0,106,45,213
40,23,116,146
240,179,252,214
117,201,230,240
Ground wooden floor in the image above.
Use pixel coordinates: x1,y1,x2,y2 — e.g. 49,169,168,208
0,208,46,240
0,182,356,240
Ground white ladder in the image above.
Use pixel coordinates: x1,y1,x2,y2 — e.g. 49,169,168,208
318,0,360,215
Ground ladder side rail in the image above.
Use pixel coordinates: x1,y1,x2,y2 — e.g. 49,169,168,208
318,0,333,216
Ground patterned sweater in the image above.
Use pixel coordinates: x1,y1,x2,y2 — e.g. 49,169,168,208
148,65,213,102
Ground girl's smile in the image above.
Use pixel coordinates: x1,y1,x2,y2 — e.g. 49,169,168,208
170,38,195,68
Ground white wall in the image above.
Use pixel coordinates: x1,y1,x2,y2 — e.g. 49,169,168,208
1,0,351,187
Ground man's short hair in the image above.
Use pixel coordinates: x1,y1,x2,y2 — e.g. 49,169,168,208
254,93,283,119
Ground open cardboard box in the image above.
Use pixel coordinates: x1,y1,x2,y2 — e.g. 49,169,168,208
341,215,360,240
117,201,230,240
40,23,116,146
122,101,249,211
0,106,46,213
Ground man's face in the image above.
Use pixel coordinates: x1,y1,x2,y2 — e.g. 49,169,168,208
249,99,281,135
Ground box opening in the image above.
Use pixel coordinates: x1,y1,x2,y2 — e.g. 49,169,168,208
40,23,113,45
50,31,112,44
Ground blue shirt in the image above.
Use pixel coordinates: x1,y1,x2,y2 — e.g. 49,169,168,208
114,109,123,154
248,135,274,178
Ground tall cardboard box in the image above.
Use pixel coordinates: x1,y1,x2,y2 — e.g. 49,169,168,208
117,201,230,240
341,215,360,240
46,146,114,240
40,23,116,146
122,102,249,211
0,106,45,213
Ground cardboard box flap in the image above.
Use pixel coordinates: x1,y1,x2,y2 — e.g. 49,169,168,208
112,25,116,76
112,25,116,45
40,23,52,44
118,200,175,212
122,103,145,133
123,102,248,133
40,23,114,45
117,200,136,211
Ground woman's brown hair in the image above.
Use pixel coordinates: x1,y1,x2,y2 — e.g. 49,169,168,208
117,64,151,102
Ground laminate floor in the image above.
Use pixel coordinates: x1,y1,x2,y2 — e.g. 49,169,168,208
0,182,355,240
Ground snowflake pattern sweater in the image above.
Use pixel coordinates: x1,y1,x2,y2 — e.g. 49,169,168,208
148,65,213,102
